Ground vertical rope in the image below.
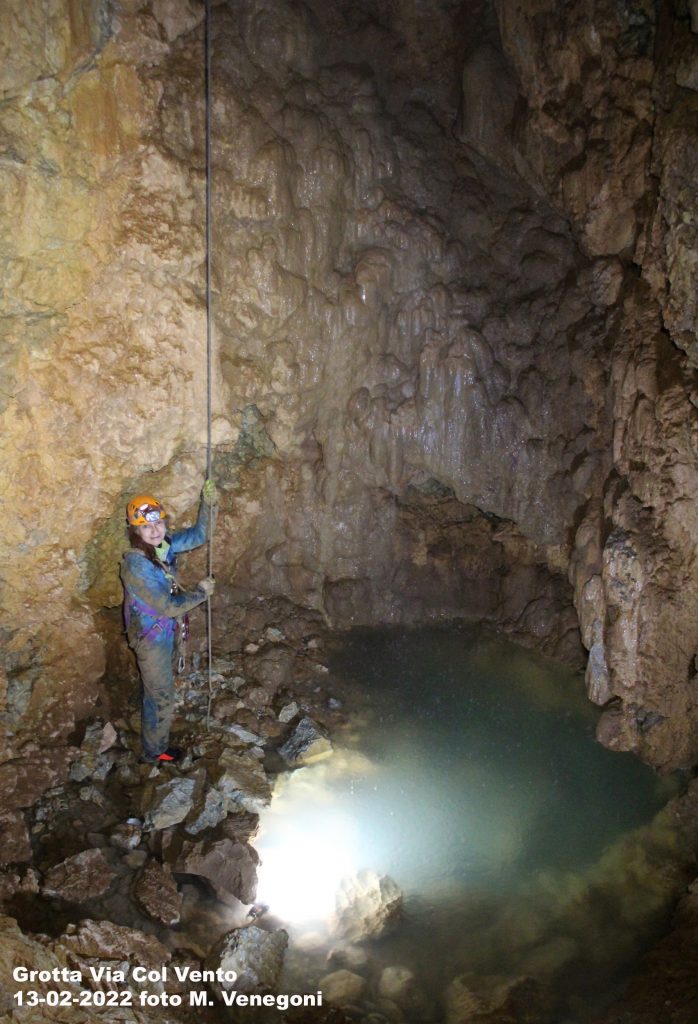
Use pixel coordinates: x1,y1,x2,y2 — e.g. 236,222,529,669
204,0,214,730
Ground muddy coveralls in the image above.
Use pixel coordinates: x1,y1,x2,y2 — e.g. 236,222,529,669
120,502,212,760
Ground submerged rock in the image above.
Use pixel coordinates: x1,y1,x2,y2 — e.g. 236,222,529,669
332,869,402,942
445,976,488,1024
319,968,367,1006
206,925,288,995
42,849,116,902
279,716,333,766
379,965,419,1007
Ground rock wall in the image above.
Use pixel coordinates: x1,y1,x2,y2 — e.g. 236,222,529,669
1,0,698,775
493,0,698,769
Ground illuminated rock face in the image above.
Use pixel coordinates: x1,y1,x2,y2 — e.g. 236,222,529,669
495,0,698,769
0,0,697,774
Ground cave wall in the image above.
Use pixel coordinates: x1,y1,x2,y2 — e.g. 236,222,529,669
1,0,698,778
492,0,698,768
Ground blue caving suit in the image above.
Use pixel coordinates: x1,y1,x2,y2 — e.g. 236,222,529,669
121,502,212,760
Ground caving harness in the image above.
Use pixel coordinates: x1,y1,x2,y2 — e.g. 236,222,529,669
123,541,190,674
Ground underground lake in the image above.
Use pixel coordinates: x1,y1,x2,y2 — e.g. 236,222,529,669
255,624,690,1023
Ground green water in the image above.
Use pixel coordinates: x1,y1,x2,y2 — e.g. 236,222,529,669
263,625,686,1022
331,625,674,889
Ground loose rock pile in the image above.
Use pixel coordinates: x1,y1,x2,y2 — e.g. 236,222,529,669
0,609,345,1022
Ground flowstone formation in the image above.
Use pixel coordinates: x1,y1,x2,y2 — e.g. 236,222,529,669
494,0,698,770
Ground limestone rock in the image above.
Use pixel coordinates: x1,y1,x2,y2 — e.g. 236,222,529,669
109,819,143,851
0,917,96,1024
1,0,698,794
206,925,288,995
244,646,295,692
133,859,182,926
69,721,118,782
0,748,75,815
142,774,199,831
211,750,272,813
0,867,39,903
42,849,116,903
0,811,31,864
175,837,258,904
58,919,171,969
278,700,299,723
319,968,367,1006
379,965,418,1007
327,943,369,970
332,870,402,942
445,976,488,1024
184,785,227,834
225,723,264,746
279,716,333,766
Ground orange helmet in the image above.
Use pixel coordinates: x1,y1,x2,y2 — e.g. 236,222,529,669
127,495,166,526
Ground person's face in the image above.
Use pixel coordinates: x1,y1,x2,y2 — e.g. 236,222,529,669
137,519,167,547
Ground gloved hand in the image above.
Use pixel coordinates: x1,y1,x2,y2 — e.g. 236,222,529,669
197,576,215,597
202,478,218,505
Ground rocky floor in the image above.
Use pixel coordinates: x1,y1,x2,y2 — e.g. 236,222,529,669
1,603,698,1024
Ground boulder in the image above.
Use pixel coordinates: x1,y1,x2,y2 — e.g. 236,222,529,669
185,785,227,834
133,859,182,926
379,965,417,1006
211,750,272,814
0,867,39,903
142,773,199,831
206,925,288,995
57,919,171,969
332,869,402,942
445,976,488,1024
175,837,258,904
42,849,116,902
69,721,118,782
318,968,366,1006
279,716,333,766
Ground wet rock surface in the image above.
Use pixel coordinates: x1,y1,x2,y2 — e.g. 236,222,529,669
279,716,334,766
333,870,403,943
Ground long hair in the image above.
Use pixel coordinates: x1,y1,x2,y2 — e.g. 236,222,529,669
127,525,165,565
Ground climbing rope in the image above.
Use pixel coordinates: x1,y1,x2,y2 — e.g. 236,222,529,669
204,0,214,730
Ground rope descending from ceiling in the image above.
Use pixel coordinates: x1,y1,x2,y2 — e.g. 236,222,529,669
204,0,215,730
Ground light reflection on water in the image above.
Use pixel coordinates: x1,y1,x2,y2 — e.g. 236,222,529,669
257,625,685,1021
